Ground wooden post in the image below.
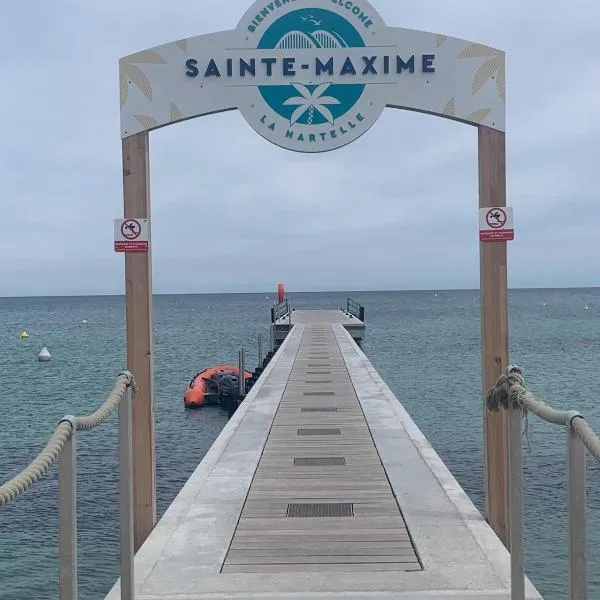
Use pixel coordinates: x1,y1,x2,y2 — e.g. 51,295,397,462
122,131,156,551
478,125,510,549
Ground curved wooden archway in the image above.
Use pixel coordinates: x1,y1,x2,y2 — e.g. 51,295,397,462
118,0,508,552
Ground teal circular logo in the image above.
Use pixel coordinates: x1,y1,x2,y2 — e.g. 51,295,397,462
257,8,365,127
235,0,387,153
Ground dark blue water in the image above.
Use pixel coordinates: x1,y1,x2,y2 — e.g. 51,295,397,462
1,289,598,599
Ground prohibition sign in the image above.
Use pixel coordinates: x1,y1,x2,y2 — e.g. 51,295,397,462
121,219,141,240
486,208,507,229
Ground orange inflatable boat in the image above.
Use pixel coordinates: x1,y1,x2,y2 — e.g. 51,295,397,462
184,365,252,408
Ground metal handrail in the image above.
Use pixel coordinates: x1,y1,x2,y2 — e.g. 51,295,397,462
346,297,365,321
271,298,290,323
238,349,246,399
487,366,598,600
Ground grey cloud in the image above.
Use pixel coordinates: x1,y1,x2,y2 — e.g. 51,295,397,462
1,0,598,295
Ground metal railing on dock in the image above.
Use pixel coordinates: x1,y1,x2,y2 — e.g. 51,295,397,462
0,372,137,600
488,366,600,600
229,330,278,419
271,298,291,323
270,300,293,354
345,297,365,321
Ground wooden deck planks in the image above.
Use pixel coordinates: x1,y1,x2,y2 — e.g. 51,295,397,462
221,324,421,573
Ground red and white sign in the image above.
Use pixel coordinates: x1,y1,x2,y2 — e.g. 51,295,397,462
479,207,514,242
114,218,149,252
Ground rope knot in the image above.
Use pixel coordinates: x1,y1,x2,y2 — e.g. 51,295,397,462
487,366,527,412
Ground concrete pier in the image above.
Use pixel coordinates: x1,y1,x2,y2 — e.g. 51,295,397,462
105,313,543,599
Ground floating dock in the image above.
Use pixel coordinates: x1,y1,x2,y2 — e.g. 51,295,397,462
105,309,543,599
274,308,365,349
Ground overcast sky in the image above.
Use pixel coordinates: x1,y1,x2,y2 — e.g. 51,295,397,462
1,0,598,296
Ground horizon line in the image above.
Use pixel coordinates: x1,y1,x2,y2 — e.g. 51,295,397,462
0,285,599,300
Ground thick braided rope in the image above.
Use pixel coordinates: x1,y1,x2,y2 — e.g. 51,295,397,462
572,418,600,462
74,373,131,431
487,367,600,461
0,373,135,506
0,422,72,505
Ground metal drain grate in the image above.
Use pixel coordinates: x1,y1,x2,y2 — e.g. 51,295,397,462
286,503,353,517
301,407,338,412
303,391,335,396
308,364,331,368
294,457,346,466
297,428,341,436
306,371,332,375
304,380,333,384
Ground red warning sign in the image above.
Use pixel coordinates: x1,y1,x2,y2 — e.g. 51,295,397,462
114,218,149,252
479,207,514,242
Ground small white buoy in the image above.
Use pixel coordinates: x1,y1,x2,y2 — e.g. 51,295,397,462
82,319,88,325
38,347,51,362
584,305,589,311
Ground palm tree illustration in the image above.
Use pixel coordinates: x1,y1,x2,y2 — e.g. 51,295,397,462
283,83,341,126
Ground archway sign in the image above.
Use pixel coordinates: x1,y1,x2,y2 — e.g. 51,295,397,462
119,0,509,551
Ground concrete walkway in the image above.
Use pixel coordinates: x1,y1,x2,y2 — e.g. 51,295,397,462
105,321,543,599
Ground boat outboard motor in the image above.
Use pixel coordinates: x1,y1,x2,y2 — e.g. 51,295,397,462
218,374,242,418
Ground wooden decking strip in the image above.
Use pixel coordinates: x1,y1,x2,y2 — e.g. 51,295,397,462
221,325,421,573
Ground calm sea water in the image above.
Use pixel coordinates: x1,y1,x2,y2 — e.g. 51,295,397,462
0,289,598,599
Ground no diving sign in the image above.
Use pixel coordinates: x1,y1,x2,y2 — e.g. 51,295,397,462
114,218,149,252
479,207,514,242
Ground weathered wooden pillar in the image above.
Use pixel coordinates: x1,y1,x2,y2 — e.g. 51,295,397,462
478,125,510,548
122,131,156,551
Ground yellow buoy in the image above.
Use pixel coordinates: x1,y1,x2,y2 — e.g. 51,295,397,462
19,331,29,339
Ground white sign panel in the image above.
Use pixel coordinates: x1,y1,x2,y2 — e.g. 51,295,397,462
119,0,505,152
114,218,150,252
479,207,514,242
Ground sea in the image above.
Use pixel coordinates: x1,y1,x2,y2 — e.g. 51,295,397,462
0,289,598,600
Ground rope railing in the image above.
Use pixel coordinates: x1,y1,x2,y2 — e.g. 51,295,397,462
0,371,137,600
487,366,600,460
487,366,596,600
0,373,136,505
0,421,72,505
